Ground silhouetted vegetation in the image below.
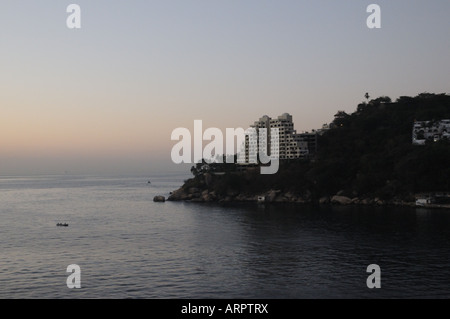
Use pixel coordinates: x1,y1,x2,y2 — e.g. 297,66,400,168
313,92,450,199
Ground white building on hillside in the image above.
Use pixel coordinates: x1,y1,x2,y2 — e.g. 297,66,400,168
413,119,450,145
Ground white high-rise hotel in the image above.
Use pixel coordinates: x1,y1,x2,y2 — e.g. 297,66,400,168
244,113,314,163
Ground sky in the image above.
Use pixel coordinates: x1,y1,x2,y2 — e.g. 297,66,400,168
1,0,449,175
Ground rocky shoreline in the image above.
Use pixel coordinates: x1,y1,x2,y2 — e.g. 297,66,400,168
167,185,421,208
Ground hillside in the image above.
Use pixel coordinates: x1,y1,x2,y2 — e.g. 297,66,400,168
169,93,450,204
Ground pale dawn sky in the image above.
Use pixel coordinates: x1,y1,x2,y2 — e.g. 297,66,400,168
1,1,449,175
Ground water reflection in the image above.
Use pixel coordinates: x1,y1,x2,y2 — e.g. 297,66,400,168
184,202,450,298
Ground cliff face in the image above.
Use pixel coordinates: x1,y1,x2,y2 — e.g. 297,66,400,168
169,93,450,206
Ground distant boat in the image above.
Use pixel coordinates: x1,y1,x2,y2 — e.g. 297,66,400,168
57,223,69,227
147,180,151,184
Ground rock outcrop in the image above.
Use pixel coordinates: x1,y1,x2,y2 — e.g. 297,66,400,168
153,195,166,202
330,195,352,205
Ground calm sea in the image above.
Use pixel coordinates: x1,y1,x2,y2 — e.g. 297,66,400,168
1,174,450,299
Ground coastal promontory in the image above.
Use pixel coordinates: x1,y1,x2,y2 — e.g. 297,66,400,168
169,93,450,206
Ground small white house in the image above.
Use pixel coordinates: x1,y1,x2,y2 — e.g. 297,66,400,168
416,198,433,206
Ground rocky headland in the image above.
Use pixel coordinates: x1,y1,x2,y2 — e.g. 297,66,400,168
168,93,450,209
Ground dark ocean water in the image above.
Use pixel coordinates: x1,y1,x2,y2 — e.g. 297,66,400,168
1,175,450,299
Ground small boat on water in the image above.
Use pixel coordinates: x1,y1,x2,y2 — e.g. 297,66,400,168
57,223,69,227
